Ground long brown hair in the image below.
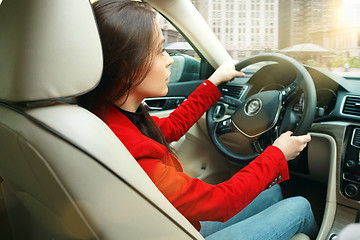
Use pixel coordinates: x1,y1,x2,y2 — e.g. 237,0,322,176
79,0,156,113
78,0,172,151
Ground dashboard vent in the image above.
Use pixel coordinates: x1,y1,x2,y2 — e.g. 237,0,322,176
342,96,360,117
352,128,360,148
220,85,246,99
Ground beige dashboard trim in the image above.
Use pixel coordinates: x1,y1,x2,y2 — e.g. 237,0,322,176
310,132,337,240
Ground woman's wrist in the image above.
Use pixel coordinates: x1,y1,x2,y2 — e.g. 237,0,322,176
208,77,220,86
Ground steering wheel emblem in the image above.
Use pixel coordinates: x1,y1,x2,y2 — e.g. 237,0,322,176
245,98,262,116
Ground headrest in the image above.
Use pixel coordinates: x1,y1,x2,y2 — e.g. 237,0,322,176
0,0,103,103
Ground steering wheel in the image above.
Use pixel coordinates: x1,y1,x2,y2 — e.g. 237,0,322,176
206,53,316,164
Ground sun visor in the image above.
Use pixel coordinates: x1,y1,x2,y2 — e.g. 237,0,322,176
0,0,103,102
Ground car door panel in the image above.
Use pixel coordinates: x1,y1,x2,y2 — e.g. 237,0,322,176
143,80,203,111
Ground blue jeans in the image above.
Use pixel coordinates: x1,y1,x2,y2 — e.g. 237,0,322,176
200,185,318,240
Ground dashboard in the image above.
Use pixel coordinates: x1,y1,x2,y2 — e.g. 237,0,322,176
222,63,360,123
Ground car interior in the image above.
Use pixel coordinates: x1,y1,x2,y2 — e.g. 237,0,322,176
1,0,360,239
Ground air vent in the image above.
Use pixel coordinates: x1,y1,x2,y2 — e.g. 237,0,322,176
351,128,360,148
220,85,246,99
342,96,360,117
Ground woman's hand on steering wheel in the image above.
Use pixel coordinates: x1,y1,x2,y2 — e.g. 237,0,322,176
272,131,311,161
208,61,245,86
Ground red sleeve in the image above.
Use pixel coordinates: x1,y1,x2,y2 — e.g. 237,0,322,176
136,145,289,223
153,79,222,143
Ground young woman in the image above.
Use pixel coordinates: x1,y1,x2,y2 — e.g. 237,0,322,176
78,0,318,239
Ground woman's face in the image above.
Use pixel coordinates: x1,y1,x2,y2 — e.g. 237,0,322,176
131,22,174,101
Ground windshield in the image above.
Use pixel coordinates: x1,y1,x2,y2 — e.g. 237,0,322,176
160,0,360,80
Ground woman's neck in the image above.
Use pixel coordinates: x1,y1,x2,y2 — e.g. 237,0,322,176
114,94,142,113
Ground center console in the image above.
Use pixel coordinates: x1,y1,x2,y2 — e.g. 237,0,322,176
341,126,360,200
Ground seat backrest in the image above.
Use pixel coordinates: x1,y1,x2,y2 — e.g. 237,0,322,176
0,0,203,239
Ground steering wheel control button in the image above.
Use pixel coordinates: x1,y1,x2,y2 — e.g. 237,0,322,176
221,96,242,108
216,119,233,134
344,184,359,198
231,90,282,137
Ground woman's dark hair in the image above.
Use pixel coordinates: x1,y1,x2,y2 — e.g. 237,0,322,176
78,0,172,151
78,0,156,113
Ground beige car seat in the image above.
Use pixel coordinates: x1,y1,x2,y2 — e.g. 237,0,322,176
0,0,203,239
0,0,310,239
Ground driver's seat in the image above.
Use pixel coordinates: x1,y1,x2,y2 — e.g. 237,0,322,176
0,0,202,239
0,0,310,239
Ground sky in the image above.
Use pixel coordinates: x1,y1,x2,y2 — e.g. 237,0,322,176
342,0,360,26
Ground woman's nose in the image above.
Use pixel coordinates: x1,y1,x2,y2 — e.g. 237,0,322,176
165,51,174,66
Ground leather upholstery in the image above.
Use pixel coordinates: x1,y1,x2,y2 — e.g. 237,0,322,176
0,0,102,102
0,0,202,239
0,0,311,239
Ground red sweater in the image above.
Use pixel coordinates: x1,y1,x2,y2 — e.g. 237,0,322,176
103,80,289,230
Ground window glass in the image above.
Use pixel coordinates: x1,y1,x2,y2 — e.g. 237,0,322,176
160,0,360,80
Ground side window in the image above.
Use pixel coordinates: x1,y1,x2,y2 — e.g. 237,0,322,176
168,54,200,82
159,16,201,83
